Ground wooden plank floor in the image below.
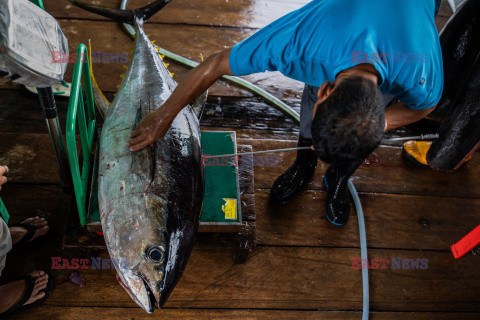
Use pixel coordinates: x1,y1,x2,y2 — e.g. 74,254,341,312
1,0,479,319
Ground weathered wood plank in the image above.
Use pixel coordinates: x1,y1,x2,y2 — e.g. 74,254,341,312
15,131,474,251
2,132,477,199
43,246,480,312
255,189,480,250
0,184,70,222
0,89,69,134
0,86,438,143
45,0,310,29
0,134,61,184
0,89,296,137
12,306,480,320
437,0,453,18
239,138,480,198
4,153,477,252
45,0,451,31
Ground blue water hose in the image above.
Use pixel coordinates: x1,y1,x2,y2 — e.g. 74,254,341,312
348,180,369,320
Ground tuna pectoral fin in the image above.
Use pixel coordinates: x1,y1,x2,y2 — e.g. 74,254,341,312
191,90,208,120
88,41,110,118
68,0,172,24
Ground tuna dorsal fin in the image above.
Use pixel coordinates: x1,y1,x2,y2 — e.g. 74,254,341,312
88,40,110,118
68,0,172,24
191,90,208,120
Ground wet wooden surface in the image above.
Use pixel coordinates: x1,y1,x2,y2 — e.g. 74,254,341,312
12,306,479,320
1,0,480,319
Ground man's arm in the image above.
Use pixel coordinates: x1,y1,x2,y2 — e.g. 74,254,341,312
128,48,234,151
385,101,436,131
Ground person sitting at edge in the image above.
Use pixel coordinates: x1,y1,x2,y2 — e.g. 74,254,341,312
128,0,445,225
0,165,53,318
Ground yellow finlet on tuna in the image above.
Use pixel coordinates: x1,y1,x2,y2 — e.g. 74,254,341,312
88,40,111,117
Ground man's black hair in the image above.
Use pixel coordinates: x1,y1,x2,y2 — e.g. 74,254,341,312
311,76,384,164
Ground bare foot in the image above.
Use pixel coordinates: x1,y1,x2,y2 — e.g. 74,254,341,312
0,271,49,313
9,217,49,245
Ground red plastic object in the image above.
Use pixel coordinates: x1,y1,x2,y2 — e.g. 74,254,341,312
451,225,480,259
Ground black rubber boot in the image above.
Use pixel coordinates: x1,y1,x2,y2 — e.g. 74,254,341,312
324,159,363,225
269,136,318,205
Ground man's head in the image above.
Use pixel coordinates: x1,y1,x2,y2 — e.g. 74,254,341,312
311,76,384,164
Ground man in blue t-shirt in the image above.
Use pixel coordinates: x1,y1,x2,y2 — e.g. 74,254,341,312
129,0,449,225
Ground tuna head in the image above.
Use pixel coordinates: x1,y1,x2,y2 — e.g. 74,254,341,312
103,194,197,313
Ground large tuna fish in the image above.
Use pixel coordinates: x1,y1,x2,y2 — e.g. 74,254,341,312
69,0,205,312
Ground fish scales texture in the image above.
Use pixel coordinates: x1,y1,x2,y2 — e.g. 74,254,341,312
98,20,204,312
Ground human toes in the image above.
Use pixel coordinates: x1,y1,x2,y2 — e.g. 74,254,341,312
35,226,49,238
29,270,45,278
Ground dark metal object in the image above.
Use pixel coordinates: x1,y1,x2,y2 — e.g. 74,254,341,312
37,87,72,187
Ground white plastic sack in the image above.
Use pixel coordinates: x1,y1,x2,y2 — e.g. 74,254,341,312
0,0,68,87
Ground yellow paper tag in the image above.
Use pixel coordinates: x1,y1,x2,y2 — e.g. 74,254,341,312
222,198,237,220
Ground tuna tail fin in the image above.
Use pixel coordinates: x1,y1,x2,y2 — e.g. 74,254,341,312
68,0,172,24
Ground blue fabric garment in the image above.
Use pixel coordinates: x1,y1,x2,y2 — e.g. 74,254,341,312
229,0,444,110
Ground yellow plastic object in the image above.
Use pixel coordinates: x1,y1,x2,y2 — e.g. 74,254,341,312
403,141,432,166
404,140,472,167
222,198,237,220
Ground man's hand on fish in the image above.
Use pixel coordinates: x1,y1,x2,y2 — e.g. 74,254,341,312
127,48,233,152
128,110,173,152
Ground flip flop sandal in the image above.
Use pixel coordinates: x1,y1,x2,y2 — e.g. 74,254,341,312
9,222,47,249
0,272,54,319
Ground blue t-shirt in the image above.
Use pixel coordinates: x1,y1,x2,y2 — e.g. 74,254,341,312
229,0,444,110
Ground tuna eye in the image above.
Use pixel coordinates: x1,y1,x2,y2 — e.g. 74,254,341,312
146,247,164,263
